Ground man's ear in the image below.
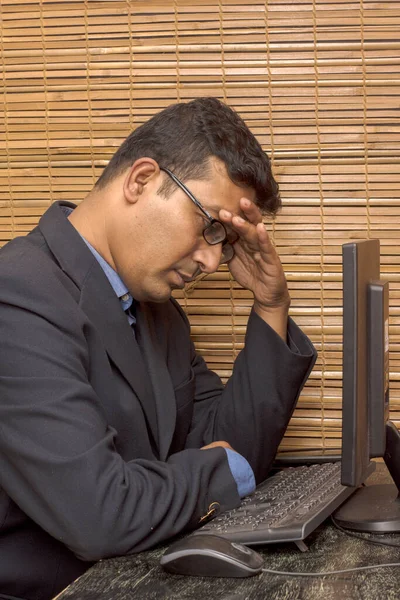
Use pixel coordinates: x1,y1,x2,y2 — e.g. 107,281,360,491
123,158,159,204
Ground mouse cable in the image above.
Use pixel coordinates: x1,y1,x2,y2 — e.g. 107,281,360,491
261,561,400,577
331,516,400,548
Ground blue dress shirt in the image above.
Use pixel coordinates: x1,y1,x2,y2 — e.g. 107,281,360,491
224,449,255,498
81,239,136,327
63,206,255,498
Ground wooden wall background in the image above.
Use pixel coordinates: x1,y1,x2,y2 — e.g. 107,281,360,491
1,0,399,452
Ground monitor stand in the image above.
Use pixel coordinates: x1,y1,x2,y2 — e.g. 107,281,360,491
334,421,400,532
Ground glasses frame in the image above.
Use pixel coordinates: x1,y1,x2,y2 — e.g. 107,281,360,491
159,166,231,247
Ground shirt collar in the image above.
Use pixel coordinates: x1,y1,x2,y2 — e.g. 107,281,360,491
61,206,133,307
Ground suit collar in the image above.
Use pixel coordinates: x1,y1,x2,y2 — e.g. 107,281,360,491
38,201,95,289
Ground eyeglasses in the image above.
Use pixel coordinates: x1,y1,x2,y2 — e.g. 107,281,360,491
160,166,238,264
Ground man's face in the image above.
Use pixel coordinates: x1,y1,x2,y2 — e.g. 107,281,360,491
110,159,256,303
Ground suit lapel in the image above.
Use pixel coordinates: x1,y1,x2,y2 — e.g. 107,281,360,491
38,202,159,449
135,303,177,461
79,269,159,445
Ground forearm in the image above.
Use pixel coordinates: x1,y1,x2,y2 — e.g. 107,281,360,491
0,299,241,561
0,402,240,561
209,311,317,482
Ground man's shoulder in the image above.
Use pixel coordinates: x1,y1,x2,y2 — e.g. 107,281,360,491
0,229,47,277
0,229,78,307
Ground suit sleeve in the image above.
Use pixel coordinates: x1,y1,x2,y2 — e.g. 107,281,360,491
183,307,317,483
0,286,240,562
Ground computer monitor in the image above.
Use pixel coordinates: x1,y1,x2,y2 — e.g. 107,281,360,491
340,239,379,487
334,239,400,532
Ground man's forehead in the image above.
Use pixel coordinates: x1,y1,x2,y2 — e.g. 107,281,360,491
198,179,255,220
179,156,256,221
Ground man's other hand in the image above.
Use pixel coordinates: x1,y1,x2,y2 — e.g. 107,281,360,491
201,440,235,451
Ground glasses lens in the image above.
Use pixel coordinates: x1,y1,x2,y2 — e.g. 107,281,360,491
226,230,239,245
220,243,235,264
203,221,227,245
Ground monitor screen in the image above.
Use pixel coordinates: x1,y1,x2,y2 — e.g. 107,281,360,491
368,280,390,458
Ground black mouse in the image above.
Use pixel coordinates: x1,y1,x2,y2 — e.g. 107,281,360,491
160,533,264,578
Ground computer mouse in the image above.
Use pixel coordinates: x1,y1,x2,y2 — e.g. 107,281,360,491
160,533,264,578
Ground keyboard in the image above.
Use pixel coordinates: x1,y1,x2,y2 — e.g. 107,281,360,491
193,461,375,551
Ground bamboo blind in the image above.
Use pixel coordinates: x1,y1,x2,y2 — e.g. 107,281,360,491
1,0,399,453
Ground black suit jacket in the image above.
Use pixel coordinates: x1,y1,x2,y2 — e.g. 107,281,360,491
0,202,316,599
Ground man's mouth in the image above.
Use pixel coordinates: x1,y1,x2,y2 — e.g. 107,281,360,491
177,270,199,284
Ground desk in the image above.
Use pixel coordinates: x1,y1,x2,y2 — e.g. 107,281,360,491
55,463,400,600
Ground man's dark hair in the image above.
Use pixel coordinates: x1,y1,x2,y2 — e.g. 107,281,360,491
95,97,280,215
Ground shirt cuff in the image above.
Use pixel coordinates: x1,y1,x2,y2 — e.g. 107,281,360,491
224,448,256,498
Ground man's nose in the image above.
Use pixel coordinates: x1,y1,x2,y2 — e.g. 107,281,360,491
194,243,223,274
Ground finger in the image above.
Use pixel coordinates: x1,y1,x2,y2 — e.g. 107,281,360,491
218,209,260,250
218,198,262,229
256,221,273,248
254,223,287,274
251,222,275,261
233,214,275,252
200,440,233,450
230,215,260,249
239,197,263,226
220,208,277,262
234,222,278,266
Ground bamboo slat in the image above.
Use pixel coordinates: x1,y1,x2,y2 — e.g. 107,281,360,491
1,0,399,452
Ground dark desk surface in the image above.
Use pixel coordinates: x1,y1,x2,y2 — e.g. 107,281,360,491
55,462,400,600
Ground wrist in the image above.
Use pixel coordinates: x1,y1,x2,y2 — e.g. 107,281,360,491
254,294,291,316
253,298,290,341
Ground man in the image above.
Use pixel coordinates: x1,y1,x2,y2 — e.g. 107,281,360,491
0,97,316,599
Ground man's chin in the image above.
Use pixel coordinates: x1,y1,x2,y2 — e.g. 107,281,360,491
129,277,176,303
151,294,172,303
145,285,174,303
